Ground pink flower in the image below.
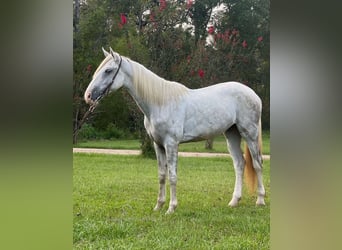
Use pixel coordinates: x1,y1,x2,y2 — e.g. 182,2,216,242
198,69,205,78
242,40,247,48
208,26,214,34
150,12,155,22
160,0,167,11
258,36,263,42
187,55,191,64
120,13,127,25
186,0,193,9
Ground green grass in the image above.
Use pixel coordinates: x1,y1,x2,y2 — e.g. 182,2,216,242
75,139,141,150
75,131,270,155
73,154,270,249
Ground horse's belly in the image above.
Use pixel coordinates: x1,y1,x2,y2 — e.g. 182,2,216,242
182,85,241,139
182,107,235,142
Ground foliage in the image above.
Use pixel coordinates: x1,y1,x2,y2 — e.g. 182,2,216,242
73,154,270,249
77,123,99,140
140,131,156,159
73,0,270,146
102,123,126,139
77,123,128,140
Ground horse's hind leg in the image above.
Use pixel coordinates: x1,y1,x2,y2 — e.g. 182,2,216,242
153,143,167,211
224,125,245,207
244,132,266,206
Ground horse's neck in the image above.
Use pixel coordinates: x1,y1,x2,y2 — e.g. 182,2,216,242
123,59,188,117
125,84,152,117
122,61,153,117
123,60,161,117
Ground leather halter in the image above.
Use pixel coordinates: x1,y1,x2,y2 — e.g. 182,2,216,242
88,55,122,112
97,55,123,101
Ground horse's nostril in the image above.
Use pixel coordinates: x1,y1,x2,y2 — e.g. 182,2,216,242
84,91,93,104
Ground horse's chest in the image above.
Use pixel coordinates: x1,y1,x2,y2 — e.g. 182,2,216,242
144,116,182,144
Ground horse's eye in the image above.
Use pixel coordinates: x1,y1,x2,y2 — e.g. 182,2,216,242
105,68,113,74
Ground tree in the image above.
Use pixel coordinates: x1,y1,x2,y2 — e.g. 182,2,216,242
221,0,270,128
73,0,144,143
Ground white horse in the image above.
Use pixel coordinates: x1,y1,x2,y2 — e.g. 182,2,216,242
84,48,265,214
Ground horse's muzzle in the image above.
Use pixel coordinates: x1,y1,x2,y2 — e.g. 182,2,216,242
84,89,95,104
85,88,106,105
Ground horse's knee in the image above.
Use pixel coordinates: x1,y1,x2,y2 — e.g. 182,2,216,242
169,175,177,185
159,174,166,184
168,168,177,184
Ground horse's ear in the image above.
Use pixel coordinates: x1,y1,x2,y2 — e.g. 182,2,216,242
109,47,120,63
102,47,110,57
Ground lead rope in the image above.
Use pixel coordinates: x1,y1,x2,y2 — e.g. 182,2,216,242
73,101,99,139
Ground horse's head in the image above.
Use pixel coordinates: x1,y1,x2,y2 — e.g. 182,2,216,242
84,48,125,105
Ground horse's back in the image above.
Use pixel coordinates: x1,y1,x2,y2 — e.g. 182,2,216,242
180,82,260,142
215,81,260,101
188,81,261,110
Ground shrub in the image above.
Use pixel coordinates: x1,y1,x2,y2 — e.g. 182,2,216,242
78,123,100,140
102,123,125,139
140,131,156,159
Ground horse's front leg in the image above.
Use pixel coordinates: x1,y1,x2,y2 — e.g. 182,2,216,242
165,142,179,214
153,143,167,211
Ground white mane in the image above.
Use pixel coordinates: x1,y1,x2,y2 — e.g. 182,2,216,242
129,60,189,106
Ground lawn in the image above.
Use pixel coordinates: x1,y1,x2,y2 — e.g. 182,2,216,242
73,154,270,249
75,131,270,155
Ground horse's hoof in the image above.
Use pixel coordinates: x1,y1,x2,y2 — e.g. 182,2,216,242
228,197,240,207
153,201,165,211
165,204,177,214
228,202,238,207
165,208,175,214
153,205,162,211
256,200,266,206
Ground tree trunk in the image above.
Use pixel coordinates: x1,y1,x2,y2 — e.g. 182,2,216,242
73,0,80,33
205,138,214,150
